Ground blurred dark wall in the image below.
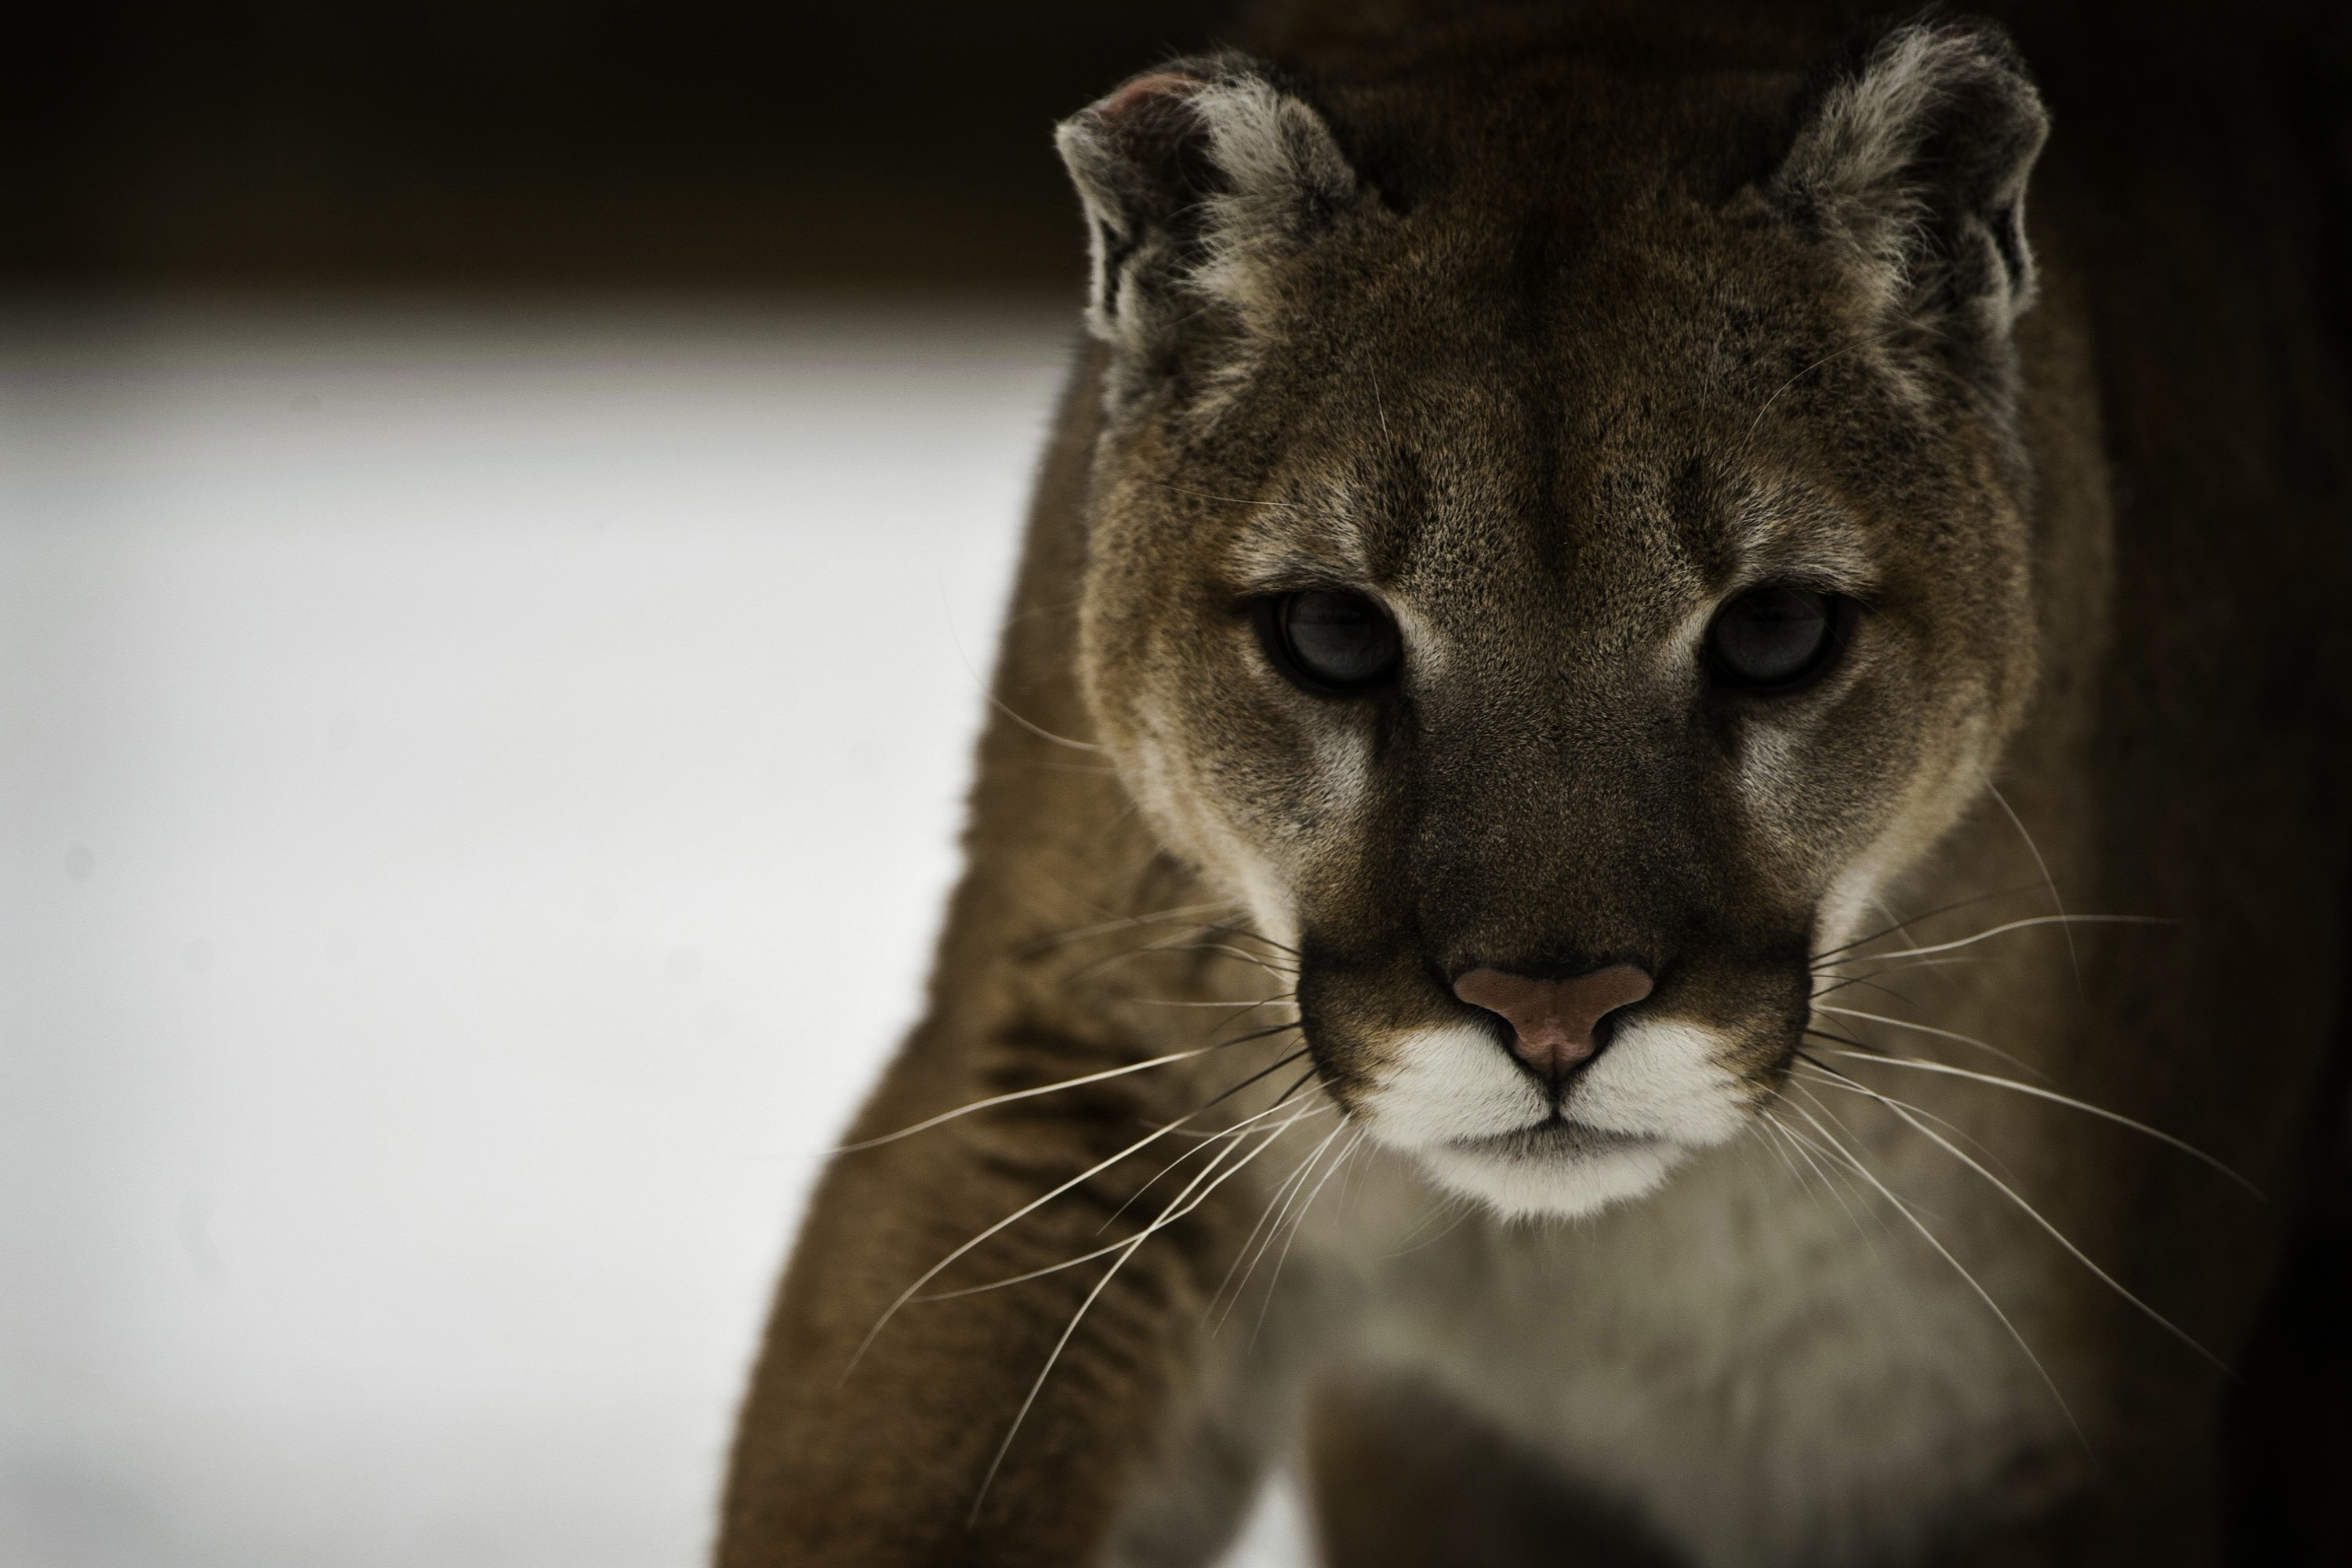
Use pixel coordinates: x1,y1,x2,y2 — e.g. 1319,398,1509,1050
6,2,1234,296
8,1,2347,307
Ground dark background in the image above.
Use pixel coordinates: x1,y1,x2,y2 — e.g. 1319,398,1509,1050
5,1,2348,313
5,1,1241,297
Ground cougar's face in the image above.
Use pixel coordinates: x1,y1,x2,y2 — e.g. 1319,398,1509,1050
1078,183,2038,1221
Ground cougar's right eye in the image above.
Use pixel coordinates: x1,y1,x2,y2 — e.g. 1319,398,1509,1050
1253,590,1402,695
1707,586,1846,690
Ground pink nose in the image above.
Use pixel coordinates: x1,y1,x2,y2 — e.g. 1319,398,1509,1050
1451,964,1654,1076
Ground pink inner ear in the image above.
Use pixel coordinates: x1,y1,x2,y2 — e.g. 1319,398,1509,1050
1098,72,1206,125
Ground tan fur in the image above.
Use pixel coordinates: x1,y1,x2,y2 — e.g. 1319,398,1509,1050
718,5,2350,1563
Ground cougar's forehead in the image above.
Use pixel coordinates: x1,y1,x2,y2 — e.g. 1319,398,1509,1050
1212,375,1886,650
1205,216,1897,612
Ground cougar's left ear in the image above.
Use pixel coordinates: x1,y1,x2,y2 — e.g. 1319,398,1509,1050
1767,16,2049,386
1055,56,1363,378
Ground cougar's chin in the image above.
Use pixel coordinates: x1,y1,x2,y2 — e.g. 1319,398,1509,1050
1359,1017,1752,1221
1415,1127,1690,1220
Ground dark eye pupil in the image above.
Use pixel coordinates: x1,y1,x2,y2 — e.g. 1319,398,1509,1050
1708,587,1835,688
1264,590,1400,691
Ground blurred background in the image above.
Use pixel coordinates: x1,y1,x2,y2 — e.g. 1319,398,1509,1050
2,3,2348,1566
1,3,1323,1566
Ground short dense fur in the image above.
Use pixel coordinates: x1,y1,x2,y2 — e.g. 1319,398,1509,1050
720,3,2351,1564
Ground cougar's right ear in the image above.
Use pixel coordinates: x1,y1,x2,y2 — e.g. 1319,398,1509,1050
1764,16,2049,401
1056,56,1363,374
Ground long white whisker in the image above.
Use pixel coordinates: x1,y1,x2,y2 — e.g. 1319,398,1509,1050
1377,1194,1479,1260
1250,1123,1367,1344
1987,781,2082,1002
844,1092,1307,1381
1759,1110,1880,1249
1785,1077,1922,1217
1061,932,1298,988
1808,1047,2259,1195
1809,883,2044,967
1802,1040,2031,1185
924,1105,1330,1301
1798,1064,2230,1373
1748,1116,1813,1194
1829,914,2166,967
965,1103,1313,1520
1098,1113,1262,1236
1209,1118,1348,1328
1026,902,1249,955
987,693,1105,753
834,1047,1221,1154
1813,1004,2045,1078
1780,1098,2089,1457
1770,1102,1904,1239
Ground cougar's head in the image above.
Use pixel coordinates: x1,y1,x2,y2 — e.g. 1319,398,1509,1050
1056,20,2049,1218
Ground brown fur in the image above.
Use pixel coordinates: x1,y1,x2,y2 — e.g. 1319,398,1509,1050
718,3,2350,1563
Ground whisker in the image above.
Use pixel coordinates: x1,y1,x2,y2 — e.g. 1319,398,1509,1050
1211,1117,1352,1330
1786,1080,1944,1225
1022,901,1250,958
986,691,1105,753
1809,883,2044,966
1798,1062,2228,1370
1987,781,2082,1003
1250,1124,1368,1345
1151,942,1301,976
1207,1019,1308,1049
1058,933,1297,989
1146,479,1297,511
1265,1063,1324,1109
1834,913,2169,967
1094,1044,1313,1233
1200,1045,1316,1115
1098,1113,1269,1236
1812,1004,2045,1078
1808,971,1932,1007
964,1102,1316,1520
833,1047,1220,1155
1798,1046,2027,1185
1377,1194,1479,1260
1758,1109,1882,1250
843,1090,1305,1381
935,578,1108,755
1805,1047,2259,1195
924,1105,1335,1301
1779,1098,2090,1457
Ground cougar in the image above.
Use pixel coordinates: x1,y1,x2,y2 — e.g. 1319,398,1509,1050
720,3,2351,1563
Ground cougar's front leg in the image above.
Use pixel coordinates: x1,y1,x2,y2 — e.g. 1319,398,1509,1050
717,1016,1290,1567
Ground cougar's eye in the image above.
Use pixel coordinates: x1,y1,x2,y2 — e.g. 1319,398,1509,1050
1254,590,1402,695
1707,586,1844,689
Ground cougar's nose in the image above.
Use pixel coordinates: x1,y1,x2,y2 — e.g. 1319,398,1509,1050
1452,964,1654,1077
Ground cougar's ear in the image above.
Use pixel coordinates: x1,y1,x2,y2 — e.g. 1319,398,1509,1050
1055,56,1362,369
1768,16,2049,384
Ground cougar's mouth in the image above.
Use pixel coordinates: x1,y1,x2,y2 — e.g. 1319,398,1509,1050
1346,1011,1759,1218
1449,1118,1665,1163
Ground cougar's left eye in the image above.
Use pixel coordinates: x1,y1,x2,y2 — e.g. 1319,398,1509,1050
1254,590,1402,695
1707,586,1845,689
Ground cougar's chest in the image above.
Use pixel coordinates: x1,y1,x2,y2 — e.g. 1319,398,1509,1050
1330,1134,2074,1568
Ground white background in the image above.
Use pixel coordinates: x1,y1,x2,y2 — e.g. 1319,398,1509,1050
0,299,1307,1566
